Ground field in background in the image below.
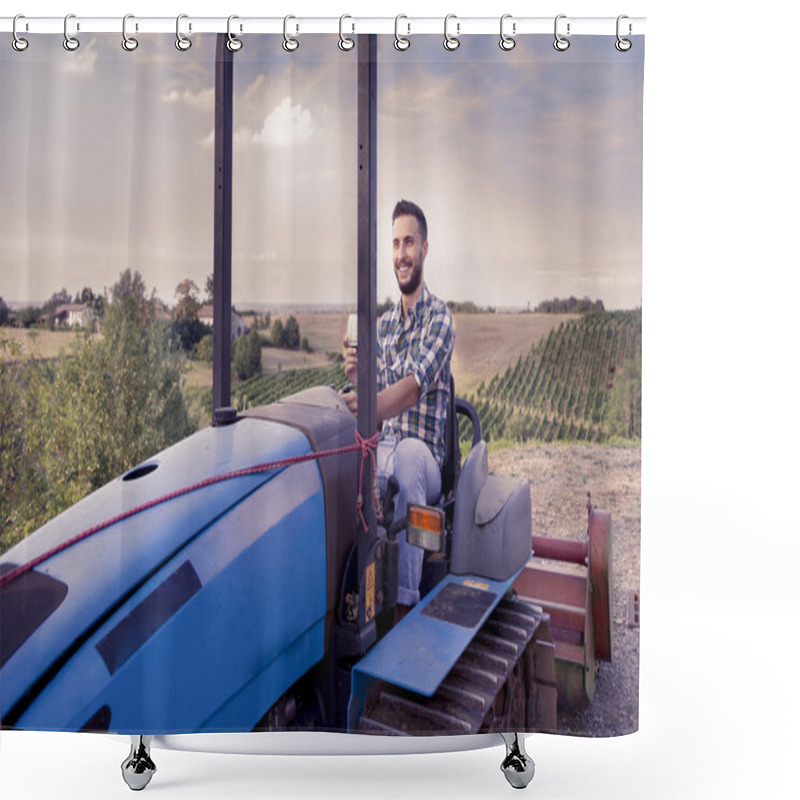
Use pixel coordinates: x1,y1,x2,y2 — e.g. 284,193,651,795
236,311,573,393
0,328,96,361
470,309,641,445
217,310,641,447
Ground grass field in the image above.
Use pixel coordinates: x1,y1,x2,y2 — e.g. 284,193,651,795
0,327,95,361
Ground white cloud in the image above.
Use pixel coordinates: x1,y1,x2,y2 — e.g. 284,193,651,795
253,97,313,147
200,127,257,150
163,87,214,110
59,40,98,77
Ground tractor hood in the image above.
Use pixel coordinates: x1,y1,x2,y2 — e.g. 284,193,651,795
0,415,312,720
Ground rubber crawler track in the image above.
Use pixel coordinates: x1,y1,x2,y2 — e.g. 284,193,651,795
358,597,558,735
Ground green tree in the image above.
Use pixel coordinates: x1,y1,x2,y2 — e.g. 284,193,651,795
174,279,200,322
0,297,8,326
284,315,301,350
19,305,42,328
271,318,286,348
233,330,263,380
172,279,208,353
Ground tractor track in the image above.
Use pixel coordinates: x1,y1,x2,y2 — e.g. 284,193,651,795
358,597,558,735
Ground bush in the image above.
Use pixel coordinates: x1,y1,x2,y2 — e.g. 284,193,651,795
233,331,263,381
196,333,214,363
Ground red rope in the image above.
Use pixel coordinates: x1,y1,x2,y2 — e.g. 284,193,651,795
0,431,381,591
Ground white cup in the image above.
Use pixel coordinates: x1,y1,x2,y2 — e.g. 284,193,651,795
346,313,358,349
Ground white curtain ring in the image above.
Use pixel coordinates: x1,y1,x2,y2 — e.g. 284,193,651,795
394,15,410,51
175,14,192,51
615,15,632,51
226,15,243,52
63,13,80,51
12,14,29,52
338,14,355,51
121,14,138,51
443,14,460,51
554,14,570,51
499,14,515,51
283,15,299,52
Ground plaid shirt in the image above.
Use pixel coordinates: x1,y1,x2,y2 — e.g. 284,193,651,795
377,284,454,467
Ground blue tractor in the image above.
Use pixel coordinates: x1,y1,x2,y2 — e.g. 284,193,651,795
1,385,557,738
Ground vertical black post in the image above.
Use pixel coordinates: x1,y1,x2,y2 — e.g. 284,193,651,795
213,34,233,416
357,34,378,632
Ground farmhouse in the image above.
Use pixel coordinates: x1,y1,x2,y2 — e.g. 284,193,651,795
198,304,246,341
45,304,93,329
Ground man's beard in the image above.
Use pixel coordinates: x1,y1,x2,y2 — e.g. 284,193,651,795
395,257,422,296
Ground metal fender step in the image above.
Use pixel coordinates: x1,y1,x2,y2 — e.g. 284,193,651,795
358,598,557,735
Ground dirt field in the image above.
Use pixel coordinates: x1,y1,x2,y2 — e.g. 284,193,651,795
489,442,641,737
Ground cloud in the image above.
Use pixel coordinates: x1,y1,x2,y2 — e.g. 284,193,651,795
59,40,98,77
163,87,214,111
200,127,258,150
253,97,313,147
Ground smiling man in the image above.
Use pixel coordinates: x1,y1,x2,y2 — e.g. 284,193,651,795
341,199,454,615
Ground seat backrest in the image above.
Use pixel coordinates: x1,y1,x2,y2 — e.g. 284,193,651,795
449,440,488,573
440,375,460,498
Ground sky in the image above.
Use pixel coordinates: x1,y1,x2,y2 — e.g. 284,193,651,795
1,32,643,310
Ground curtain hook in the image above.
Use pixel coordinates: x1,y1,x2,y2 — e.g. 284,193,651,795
394,15,410,51
175,14,192,51
12,14,29,52
121,14,138,51
63,14,80,51
615,15,632,51
443,14,460,51
338,14,355,51
499,14,515,51
283,15,299,52
554,14,570,51
226,15,243,51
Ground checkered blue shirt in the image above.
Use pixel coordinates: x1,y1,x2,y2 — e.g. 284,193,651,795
377,285,454,467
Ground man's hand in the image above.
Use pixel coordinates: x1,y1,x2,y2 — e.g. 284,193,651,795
339,385,358,417
339,376,419,424
342,334,358,385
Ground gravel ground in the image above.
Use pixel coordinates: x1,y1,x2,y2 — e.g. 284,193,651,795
489,443,641,738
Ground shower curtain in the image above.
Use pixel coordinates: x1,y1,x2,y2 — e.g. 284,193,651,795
0,24,643,741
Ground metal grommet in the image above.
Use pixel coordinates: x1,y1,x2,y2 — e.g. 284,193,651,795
283,15,299,52
394,15,410,51
554,14,570,51
63,13,80,51
121,14,138,51
12,14,29,52
499,14,515,51
226,15,243,52
175,14,192,51
338,14,355,51
615,15,632,51
443,14,460,51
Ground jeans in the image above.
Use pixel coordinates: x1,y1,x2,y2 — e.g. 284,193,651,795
376,436,442,606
